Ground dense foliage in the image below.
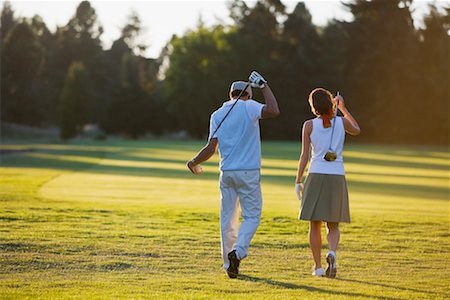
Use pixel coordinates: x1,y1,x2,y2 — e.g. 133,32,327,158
1,0,448,144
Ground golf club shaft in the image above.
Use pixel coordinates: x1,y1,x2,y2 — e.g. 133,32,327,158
208,82,250,141
327,92,340,151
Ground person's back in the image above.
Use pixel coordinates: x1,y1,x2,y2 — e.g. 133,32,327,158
309,116,345,175
295,87,360,279
186,71,279,279
210,99,263,171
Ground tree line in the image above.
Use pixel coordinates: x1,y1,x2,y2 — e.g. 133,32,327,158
1,0,448,144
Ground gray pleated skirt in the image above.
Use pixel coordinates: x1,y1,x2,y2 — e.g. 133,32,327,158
299,173,350,223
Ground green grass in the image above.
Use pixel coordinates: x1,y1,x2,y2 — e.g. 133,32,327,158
0,139,449,299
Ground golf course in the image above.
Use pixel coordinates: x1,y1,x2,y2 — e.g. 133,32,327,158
0,139,448,299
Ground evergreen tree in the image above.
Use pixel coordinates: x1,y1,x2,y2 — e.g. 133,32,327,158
227,0,284,74
29,15,57,125
318,20,349,91
101,12,160,138
1,21,44,125
121,10,147,56
0,1,16,43
58,62,90,139
1,0,448,144
279,2,322,139
224,0,286,138
54,0,103,68
103,54,151,138
343,0,419,143
50,1,103,124
416,4,449,144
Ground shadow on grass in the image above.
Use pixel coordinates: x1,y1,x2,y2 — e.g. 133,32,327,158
336,277,444,296
263,152,448,170
238,274,402,300
2,143,448,200
251,241,309,250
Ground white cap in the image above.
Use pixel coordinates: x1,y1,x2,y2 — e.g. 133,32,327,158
230,81,252,98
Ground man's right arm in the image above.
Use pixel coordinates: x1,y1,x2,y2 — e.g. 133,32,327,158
187,114,218,174
261,84,280,119
186,138,218,173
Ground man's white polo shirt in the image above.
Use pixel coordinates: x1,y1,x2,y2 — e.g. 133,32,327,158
208,99,264,171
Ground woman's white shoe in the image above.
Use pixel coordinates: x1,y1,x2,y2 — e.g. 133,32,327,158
312,267,325,277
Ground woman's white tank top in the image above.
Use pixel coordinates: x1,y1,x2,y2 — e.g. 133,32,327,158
308,117,346,175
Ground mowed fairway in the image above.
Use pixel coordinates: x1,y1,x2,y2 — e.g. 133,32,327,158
0,139,449,299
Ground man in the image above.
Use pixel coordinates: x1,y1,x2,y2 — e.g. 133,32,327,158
186,71,280,278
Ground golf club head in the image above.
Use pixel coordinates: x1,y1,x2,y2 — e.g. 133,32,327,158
324,151,337,162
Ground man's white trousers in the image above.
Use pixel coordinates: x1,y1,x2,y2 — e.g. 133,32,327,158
219,169,262,269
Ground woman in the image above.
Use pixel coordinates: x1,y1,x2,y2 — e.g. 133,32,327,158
295,88,360,278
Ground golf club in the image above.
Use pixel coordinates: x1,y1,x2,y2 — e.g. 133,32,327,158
324,92,340,162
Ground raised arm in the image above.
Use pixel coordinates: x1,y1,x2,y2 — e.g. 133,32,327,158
248,71,280,119
335,94,360,136
186,138,218,174
261,84,280,119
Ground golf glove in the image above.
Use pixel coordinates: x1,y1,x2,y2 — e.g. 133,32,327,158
295,183,303,201
249,71,267,88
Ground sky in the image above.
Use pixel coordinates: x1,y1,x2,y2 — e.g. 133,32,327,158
6,0,447,58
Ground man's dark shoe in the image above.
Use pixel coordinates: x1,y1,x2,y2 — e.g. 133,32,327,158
227,250,240,279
